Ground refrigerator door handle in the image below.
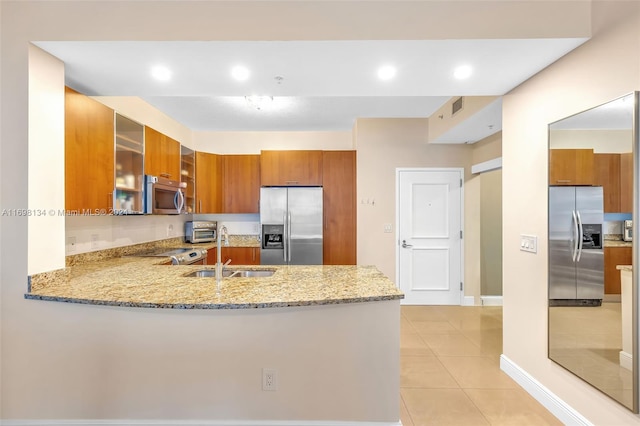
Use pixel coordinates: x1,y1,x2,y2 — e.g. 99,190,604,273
283,213,288,263
576,210,584,262
571,210,579,262
288,211,292,263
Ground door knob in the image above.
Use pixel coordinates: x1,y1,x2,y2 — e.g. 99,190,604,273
402,240,413,248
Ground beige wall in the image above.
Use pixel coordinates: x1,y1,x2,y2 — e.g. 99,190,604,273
195,130,353,154
472,131,502,164
428,96,499,142
480,169,502,296
550,129,633,153
93,96,195,149
354,118,480,300
502,1,640,423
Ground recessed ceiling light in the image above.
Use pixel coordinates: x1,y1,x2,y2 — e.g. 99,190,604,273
151,65,171,81
453,65,473,80
377,65,397,81
231,65,250,81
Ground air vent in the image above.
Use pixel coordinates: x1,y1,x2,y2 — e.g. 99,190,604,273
452,97,464,116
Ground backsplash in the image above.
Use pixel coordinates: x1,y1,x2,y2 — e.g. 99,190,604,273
66,214,189,255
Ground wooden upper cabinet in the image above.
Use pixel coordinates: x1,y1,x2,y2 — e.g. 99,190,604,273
223,155,260,213
620,152,633,213
260,150,323,186
322,151,357,265
549,149,594,186
65,86,115,211
195,151,223,213
144,126,181,180
593,153,621,213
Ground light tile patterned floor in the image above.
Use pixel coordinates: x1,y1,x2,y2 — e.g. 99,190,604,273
400,305,562,426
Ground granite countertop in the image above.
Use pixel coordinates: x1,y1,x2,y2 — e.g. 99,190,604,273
26,249,403,309
604,240,633,248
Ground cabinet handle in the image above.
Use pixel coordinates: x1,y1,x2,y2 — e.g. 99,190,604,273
286,180,299,185
556,180,572,183
199,199,202,213
108,192,113,210
160,173,171,178
252,248,255,261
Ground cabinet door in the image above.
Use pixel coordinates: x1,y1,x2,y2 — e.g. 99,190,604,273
206,247,259,265
549,149,594,185
593,153,621,213
144,126,181,180
224,155,260,213
322,151,357,265
604,246,632,294
225,247,259,265
620,152,633,213
260,150,323,186
195,152,223,213
65,87,115,211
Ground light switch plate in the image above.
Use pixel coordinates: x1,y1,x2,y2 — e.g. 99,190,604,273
520,234,537,253
384,223,393,233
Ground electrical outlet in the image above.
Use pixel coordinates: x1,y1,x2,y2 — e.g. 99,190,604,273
166,224,174,237
91,234,99,250
262,368,277,391
67,236,76,253
253,223,260,234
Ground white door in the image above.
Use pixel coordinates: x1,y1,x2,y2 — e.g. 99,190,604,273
397,169,463,305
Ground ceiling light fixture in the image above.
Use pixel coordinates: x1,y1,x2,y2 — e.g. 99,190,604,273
245,95,273,110
231,65,250,81
453,65,473,80
151,65,172,81
377,65,397,81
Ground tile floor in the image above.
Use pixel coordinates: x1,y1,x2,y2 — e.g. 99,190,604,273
400,305,563,426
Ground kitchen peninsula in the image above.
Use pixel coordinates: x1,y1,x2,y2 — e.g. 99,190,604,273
21,239,403,423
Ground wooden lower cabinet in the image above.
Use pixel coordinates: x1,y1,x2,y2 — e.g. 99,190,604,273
604,246,632,295
206,247,260,265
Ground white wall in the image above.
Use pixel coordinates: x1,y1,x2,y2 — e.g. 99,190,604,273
502,1,640,423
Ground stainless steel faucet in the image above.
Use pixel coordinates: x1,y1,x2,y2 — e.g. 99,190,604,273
215,225,232,290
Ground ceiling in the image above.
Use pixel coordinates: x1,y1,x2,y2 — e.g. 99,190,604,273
35,38,588,139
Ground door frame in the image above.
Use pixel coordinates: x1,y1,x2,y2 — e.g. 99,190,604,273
395,167,465,304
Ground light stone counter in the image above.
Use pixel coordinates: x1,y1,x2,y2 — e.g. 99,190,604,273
605,240,633,248
26,256,403,309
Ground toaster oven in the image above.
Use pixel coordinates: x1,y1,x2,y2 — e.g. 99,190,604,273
185,221,217,243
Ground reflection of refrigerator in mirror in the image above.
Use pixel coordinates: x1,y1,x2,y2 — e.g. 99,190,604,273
549,186,604,306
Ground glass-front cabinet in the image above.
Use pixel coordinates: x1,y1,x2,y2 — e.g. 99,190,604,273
181,145,196,213
114,113,144,214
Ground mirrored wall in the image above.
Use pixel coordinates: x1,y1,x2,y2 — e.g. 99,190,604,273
548,93,637,411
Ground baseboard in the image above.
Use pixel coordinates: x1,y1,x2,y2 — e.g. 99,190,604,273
480,296,503,306
0,420,402,426
619,350,633,370
500,355,592,426
462,296,475,306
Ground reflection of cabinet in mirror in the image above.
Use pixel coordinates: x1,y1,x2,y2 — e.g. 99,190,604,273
594,153,633,213
548,148,594,185
604,246,632,294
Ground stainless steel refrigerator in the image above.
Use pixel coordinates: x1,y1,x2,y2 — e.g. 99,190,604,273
260,187,323,265
549,186,604,306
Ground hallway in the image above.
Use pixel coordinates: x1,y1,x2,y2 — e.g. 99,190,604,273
400,305,561,425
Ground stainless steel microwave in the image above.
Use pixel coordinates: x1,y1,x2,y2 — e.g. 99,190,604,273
144,175,186,215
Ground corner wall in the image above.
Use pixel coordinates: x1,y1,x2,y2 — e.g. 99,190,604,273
502,1,640,423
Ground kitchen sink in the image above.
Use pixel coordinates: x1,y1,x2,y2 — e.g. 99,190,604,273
184,269,276,278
